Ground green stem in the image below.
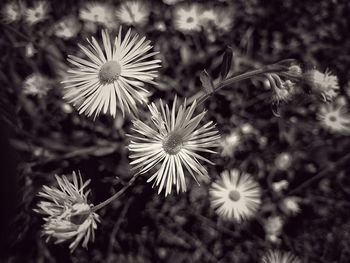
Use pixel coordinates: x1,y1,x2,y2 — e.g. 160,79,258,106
92,174,139,212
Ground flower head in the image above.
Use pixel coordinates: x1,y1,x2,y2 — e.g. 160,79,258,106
173,4,202,33
24,1,49,25
62,28,161,118
54,16,81,40
264,216,283,243
262,250,301,263
116,0,150,27
280,196,301,215
317,103,350,135
210,169,261,222
23,73,50,97
1,1,24,23
305,69,339,101
128,96,220,196
200,7,233,33
79,2,115,28
35,172,100,252
274,152,293,171
220,130,240,157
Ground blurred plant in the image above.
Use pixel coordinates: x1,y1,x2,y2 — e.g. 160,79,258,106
209,169,261,222
1,1,24,24
22,73,51,97
264,215,283,244
280,196,301,216
24,0,49,26
220,130,241,157
116,0,150,27
274,152,293,171
53,16,81,40
79,2,115,29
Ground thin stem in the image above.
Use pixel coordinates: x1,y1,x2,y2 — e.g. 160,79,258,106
92,174,139,212
197,65,286,106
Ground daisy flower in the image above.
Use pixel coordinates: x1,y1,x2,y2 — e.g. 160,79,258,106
317,103,350,134
79,2,115,28
54,16,81,40
23,73,50,97
24,0,49,25
262,250,301,263
173,4,202,33
116,0,150,27
220,130,241,157
62,28,161,118
305,69,339,101
35,172,100,252
210,169,261,222
128,96,220,196
1,1,24,23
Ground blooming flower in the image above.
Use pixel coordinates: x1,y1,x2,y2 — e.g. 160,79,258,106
305,69,339,101
62,28,161,118
54,16,81,40
262,250,301,263
317,103,350,135
1,1,24,23
220,130,240,157
128,96,220,196
79,2,115,28
116,0,150,27
35,172,100,252
24,1,49,25
23,73,50,97
173,4,202,33
210,169,261,222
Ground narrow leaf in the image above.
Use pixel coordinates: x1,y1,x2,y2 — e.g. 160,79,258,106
200,70,214,94
220,46,233,80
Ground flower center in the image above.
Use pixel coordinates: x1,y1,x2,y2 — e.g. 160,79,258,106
229,190,241,202
99,61,121,83
162,132,183,155
329,115,337,122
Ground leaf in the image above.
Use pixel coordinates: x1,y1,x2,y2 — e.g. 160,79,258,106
199,70,214,94
220,46,233,80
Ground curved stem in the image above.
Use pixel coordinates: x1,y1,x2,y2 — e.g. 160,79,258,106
197,65,286,106
92,174,139,212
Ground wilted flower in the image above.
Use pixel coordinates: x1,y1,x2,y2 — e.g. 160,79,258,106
272,80,295,103
220,130,241,157
128,96,220,196
210,169,261,222
264,216,283,243
305,69,339,101
24,1,49,25
317,103,350,135
35,172,100,252
63,28,161,118
1,1,24,23
280,196,301,215
54,16,81,40
262,250,301,263
23,73,50,97
79,2,115,28
173,4,202,33
274,152,293,171
116,0,150,27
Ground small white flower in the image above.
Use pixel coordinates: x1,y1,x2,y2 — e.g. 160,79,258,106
35,172,100,252
173,4,202,33
128,96,220,196
305,69,339,101
1,1,24,23
210,169,261,222
116,0,150,27
200,7,233,32
63,28,161,118
280,196,301,215
24,1,49,25
220,131,241,157
272,180,289,193
317,103,350,135
23,73,50,97
274,152,293,171
54,16,81,40
262,250,301,263
79,2,115,28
